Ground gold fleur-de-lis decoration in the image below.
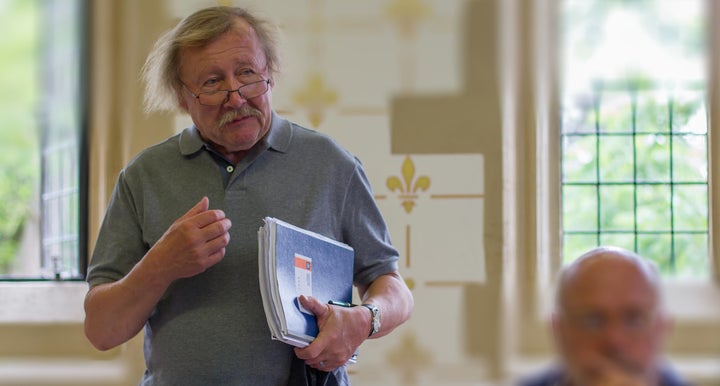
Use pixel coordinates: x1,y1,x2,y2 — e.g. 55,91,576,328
292,72,339,127
387,332,433,386
387,155,430,213
385,0,431,40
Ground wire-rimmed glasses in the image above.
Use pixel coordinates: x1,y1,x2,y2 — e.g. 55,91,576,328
182,78,271,106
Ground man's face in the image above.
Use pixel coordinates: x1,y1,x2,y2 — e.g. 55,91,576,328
552,257,669,385
178,18,273,160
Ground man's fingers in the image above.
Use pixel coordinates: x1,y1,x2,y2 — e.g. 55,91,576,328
298,295,329,318
182,197,210,219
188,209,228,230
294,296,330,361
205,247,226,265
198,216,232,237
204,230,231,256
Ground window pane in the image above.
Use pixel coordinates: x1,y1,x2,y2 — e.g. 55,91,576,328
636,91,670,133
637,234,672,274
0,0,84,279
563,185,597,231
40,0,84,279
0,0,40,275
636,185,671,231
635,134,670,182
599,185,634,231
673,185,708,231
561,100,596,134
598,92,633,133
562,135,597,183
600,233,635,252
598,136,633,182
563,234,597,264
672,91,706,134
561,0,708,278
673,233,709,278
673,134,707,182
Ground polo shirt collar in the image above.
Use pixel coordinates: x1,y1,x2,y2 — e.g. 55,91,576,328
264,111,291,153
178,110,291,156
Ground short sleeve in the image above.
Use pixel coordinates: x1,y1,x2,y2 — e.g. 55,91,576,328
341,159,399,287
86,170,148,288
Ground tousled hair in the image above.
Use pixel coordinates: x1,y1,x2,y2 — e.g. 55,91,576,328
142,6,281,113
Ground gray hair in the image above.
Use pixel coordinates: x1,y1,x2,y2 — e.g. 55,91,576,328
555,246,664,312
142,6,281,113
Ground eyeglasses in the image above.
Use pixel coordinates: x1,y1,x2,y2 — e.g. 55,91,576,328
567,310,657,338
182,78,271,106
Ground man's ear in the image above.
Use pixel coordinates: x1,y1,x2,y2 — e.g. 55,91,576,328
550,312,565,344
177,93,189,112
659,313,674,338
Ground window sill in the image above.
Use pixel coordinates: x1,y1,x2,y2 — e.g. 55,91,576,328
0,359,126,386
0,281,87,324
664,280,720,321
536,279,720,322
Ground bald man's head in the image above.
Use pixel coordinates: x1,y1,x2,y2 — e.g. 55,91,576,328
551,246,670,385
555,246,663,313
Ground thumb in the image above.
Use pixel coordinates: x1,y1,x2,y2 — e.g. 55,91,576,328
178,196,209,221
299,295,329,318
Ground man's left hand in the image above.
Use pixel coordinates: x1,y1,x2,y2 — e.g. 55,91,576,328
293,295,371,371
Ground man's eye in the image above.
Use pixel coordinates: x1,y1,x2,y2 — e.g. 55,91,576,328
625,313,648,329
204,79,219,86
579,315,604,330
237,69,258,81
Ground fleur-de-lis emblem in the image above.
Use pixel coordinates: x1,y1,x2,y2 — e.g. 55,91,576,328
385,0,431,40
293,72,339,127
387,332,433,386
387,155,430,213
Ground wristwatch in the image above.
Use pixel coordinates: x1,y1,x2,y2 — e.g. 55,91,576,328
361,304,381,337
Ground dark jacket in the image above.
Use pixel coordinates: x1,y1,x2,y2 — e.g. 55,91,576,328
519,365,693,386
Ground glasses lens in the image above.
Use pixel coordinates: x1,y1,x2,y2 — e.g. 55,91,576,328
198,91,229,106
240,80,268,99
197,80,269,105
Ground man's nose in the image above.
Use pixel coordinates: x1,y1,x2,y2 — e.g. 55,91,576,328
599,323,628,351
224,88,248,108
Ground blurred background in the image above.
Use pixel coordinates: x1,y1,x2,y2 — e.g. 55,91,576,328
0,0,718,385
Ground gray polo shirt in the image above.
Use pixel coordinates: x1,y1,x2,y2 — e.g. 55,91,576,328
87,112,399,386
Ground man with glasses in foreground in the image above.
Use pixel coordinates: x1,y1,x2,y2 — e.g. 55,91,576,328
521,246,690,386
83,6,413,386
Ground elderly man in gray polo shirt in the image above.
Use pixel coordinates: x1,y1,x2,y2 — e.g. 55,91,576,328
83,6,413,386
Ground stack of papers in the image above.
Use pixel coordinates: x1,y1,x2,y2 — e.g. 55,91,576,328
258,217,355,348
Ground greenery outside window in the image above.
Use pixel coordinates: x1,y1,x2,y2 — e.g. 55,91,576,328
560,0,709,278
0,0,86,280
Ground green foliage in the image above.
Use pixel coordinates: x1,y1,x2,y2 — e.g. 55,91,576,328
561,0,709,278
0,0,40,273
562,90,709,278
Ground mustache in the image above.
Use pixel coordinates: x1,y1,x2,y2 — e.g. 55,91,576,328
217,105,263,128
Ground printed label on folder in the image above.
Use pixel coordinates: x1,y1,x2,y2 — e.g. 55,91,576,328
294,254,313,314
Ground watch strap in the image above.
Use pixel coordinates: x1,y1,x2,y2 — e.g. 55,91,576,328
361,304,380,337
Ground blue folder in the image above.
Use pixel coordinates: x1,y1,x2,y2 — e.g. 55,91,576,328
259,217,354,346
